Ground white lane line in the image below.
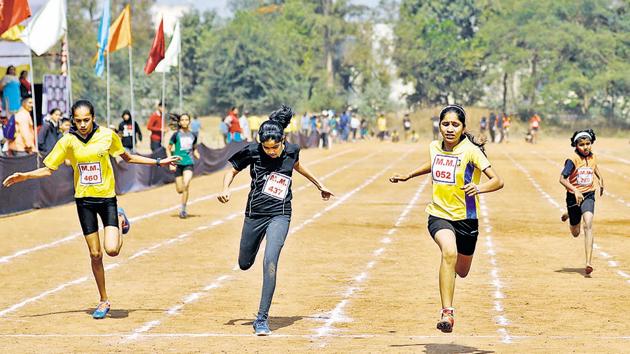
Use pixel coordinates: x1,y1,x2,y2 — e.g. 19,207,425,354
0,151,368,318
506,153,629,284
125,153,410,340
2,333,630,340
479,195,512,344
0,149,356,265
312,179,428,343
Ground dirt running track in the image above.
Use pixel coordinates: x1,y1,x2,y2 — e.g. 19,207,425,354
1,138,629,353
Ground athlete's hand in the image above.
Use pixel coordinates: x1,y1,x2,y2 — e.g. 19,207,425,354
2,172,28,188
389,173,408,183
169,164,176,172
575,190,585,205
217,189,231,203
319,186,334,201
160,156,181,166
461,183,480,196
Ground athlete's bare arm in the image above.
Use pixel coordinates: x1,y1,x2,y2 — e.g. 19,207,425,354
461,167,504,196
594,165,604,196
218,168,240,203
120,152,180,166
389,160,431,183
2,167,54,187
293,161,334,200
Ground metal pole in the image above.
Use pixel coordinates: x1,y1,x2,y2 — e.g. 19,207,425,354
178,50,182,112
64,34,73,106
161,71,166,143
129,46,136,151
106,51,110,127
28,50,39,168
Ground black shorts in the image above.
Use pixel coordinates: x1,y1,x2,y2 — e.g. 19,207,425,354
175,164,194,177
75,197,119,236
566,191,595,226
428,215,479,256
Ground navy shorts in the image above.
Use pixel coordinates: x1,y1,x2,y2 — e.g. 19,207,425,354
428,215,479,256
75,197,118,236
566,191,595,226
175,164,194,177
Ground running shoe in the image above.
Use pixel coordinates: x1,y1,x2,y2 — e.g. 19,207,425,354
179,210,188,219
118,207,130,234
437,307,455,333
585,265,594,275
92,301,110,319
253,316,271,336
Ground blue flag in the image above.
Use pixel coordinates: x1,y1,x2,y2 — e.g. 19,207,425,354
94,0,110,77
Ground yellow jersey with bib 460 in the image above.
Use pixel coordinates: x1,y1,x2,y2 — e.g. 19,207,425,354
425,137,491,221
43,125,125,198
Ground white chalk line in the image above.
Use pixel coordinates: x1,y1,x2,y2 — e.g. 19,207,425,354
2,333,630,340
312,178,428,346
479,195,512,344
0,149,356,265
505,152,629,285
123,152,410,341
0,150,368,319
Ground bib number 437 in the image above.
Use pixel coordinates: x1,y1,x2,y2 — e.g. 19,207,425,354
262,172,291,200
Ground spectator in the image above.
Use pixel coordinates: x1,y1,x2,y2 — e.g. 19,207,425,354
8,96,36,156
239,110,251,141
403,113,412,140
146,101,164,152
391,129,400,143
496,112,504,143
190,114,201,138
0,116,6,156
317,113,330,149
502,113,511,143
360,118,369,139
430,115,439,140
224,106,242,143
38,108,63,156
118,110,142,151
410,130,420,143
59,117,71,135
248,113,261,142
0,66,21,114
480,116,488,140
300,112,310,135
19,70,31,99
529,113,541,144
488,112,497,143
340,108,351,142
377,113,388,141
350,113,360,141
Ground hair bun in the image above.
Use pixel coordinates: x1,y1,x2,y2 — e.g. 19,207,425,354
269,104,293,129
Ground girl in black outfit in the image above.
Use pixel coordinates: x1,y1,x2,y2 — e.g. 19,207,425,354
218,105,334,336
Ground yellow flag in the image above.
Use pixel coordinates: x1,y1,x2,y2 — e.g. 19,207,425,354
1,25,25,41
108,4,132,53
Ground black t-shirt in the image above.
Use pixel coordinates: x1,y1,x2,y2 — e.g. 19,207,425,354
229,142,300,217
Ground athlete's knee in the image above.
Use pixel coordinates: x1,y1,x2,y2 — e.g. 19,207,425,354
441,248,457,264
90,250,103,261
239,259,253,271
570,226,581,237
104,246,119,257
176,186,184,194
456,268,470,278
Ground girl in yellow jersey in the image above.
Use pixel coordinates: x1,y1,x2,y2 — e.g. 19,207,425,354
2,100,180,319
559,129,604,276
389,104,504,333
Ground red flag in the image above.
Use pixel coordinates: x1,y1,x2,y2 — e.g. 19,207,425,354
144,18,165,75
0,0,31,36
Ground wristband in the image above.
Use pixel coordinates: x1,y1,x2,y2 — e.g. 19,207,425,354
156,158,161,166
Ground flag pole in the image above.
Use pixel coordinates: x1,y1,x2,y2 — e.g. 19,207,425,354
106,51,110,127
161,71,166,143
178,50,182,112
29,50,40,168
64,33,73,107
129,46,136,151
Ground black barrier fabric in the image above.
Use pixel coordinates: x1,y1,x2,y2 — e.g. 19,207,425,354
0,132,320,216
0,142,249,216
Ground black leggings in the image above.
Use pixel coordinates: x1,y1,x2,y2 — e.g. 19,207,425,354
238,215,290,318
75,197,119,236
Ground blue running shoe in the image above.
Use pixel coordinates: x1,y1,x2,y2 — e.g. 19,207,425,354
92,301,110,319
118,207,130,234
253,316,271,336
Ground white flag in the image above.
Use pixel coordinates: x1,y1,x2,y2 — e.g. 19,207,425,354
20,0,67,56
155,21,181,73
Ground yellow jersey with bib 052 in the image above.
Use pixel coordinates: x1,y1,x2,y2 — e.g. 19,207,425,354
425,137,491,221
43,126,125,198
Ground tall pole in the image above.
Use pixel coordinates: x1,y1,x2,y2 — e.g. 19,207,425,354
161,71,166,143
178,50,182,112
28,51,39,168
129,46,136,151
106,52,111,127
63,34,73,107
